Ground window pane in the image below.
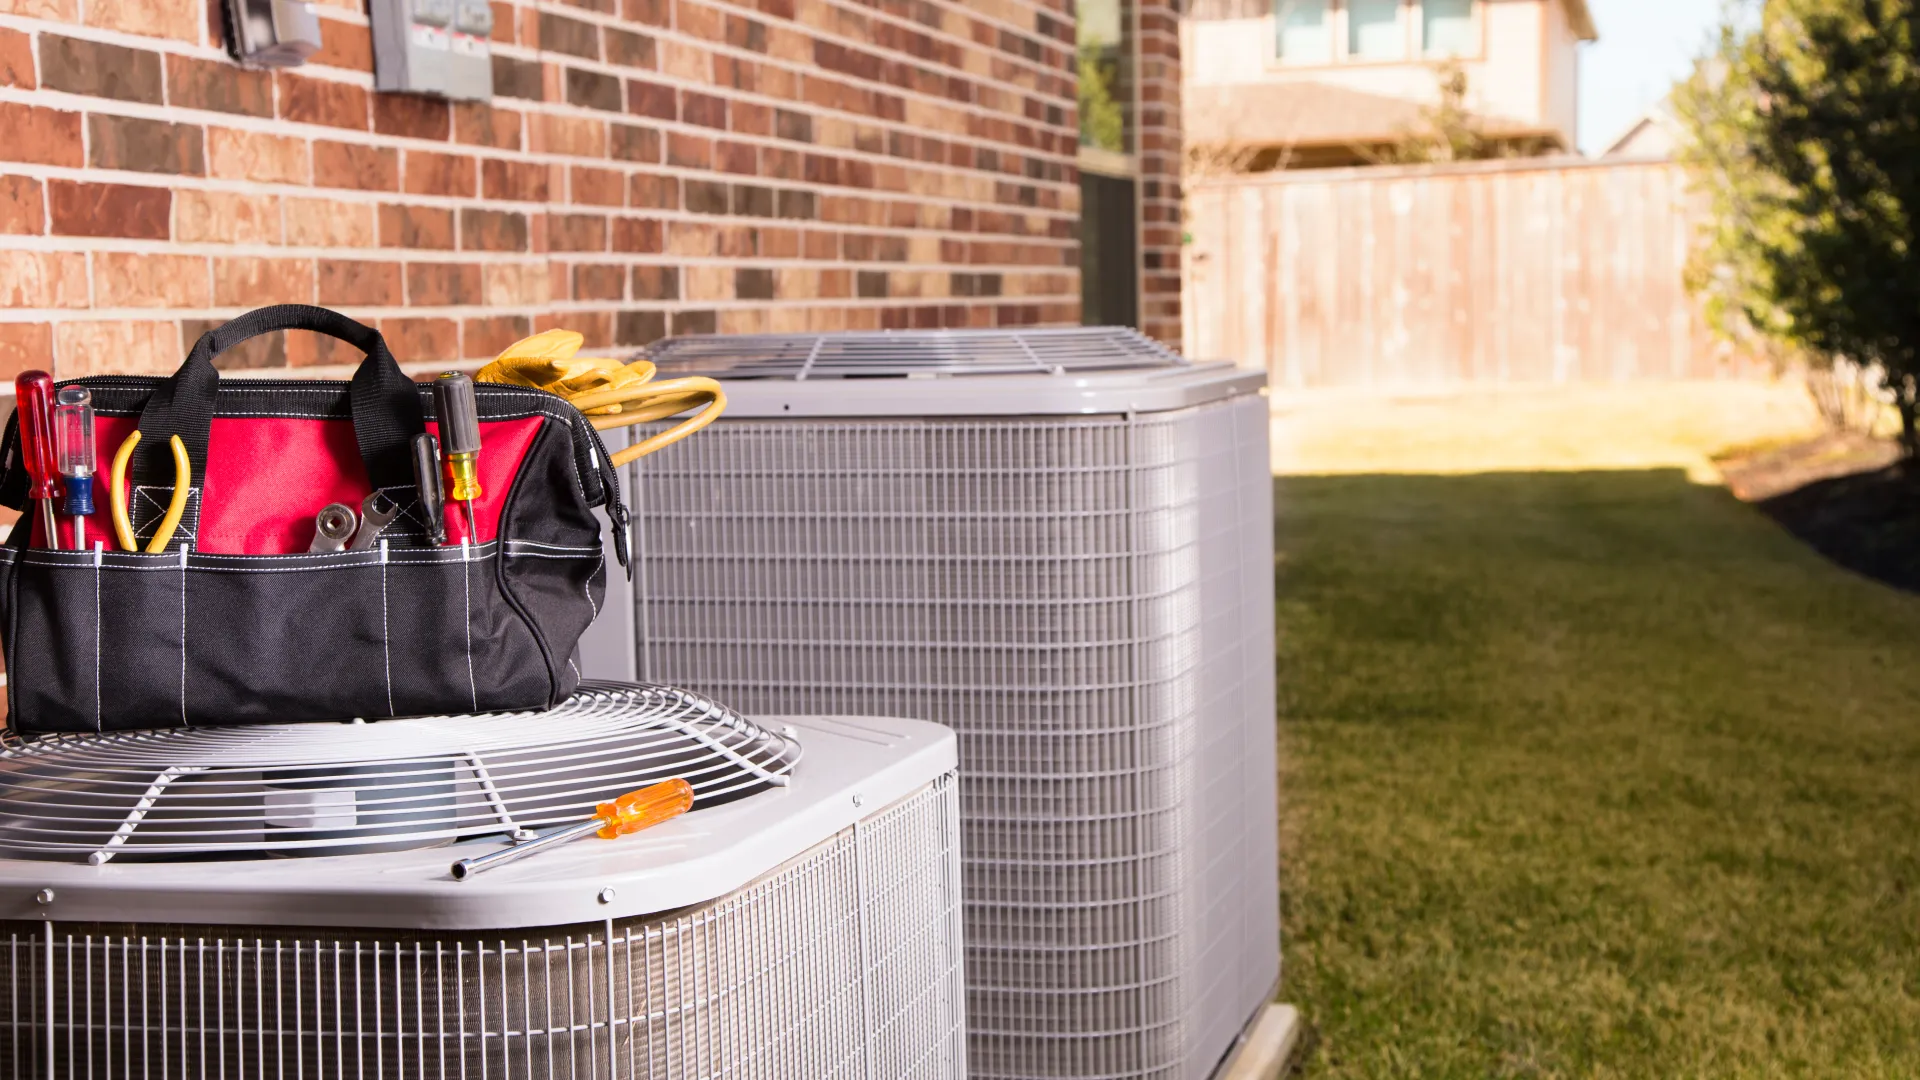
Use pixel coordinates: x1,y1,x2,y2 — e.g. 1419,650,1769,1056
1423,0,1474,55
1348,0,1401,59
1078,0,1131,153
1274,0,1330,62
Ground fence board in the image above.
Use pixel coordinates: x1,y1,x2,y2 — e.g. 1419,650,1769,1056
1185,157,1728,386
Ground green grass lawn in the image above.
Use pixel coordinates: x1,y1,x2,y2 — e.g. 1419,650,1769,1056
1277,470,1920,1079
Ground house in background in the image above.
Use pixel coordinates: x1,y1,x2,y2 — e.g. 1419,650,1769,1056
1602,98,1679,159
1184,0,1597,169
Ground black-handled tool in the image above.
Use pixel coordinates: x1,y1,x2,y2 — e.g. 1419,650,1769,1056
433,373,482,543
412,432,447,545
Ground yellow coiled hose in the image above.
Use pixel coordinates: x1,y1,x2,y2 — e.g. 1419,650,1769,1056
475,330,726,468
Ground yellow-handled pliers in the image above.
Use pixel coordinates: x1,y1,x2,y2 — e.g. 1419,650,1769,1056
109,430,191,553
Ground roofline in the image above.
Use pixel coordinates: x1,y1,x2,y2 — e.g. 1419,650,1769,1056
1564,0,1598,41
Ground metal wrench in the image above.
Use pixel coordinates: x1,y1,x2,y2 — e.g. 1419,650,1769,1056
348,492,402,551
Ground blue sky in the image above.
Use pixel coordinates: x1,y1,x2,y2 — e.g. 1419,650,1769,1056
1577,0,1724,153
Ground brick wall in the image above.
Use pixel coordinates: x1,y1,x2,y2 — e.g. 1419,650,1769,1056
1135,0,1180,347
0,0,1182,379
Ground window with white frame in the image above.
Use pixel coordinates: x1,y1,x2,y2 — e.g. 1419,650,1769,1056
1274,0,1333,63
1423,0,1475,55
1347,0,1402,58
1274,0,1481,63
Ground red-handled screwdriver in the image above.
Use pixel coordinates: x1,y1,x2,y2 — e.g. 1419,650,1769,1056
14,371,59,550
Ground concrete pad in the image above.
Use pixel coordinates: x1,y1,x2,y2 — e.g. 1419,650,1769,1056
1214,1003,1304,1080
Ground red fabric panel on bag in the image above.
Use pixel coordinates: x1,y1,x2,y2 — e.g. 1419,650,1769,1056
58,414,545,554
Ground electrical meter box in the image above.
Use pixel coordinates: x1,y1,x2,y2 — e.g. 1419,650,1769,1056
372,0,493,101
224,0,322,67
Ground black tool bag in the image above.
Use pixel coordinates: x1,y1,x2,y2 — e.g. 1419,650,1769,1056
0,305,630,734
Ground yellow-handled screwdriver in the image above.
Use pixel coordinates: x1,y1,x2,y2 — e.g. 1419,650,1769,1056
432,372,482,543
450,778,694,880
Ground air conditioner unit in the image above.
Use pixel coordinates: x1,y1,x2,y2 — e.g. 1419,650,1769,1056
0,682,966,1079
582,330,1280,1080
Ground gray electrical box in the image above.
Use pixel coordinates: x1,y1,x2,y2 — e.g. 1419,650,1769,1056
448,0,495,101
224,0,322,68
373,0,491,101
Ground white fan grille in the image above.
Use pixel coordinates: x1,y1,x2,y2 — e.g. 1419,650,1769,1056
0,776,965,1080
0,684,799,862
619,395,1279,1079
642,327,1189,379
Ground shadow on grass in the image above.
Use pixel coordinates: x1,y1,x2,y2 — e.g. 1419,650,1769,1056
1755,462,1920,594
1276,469,1920,1080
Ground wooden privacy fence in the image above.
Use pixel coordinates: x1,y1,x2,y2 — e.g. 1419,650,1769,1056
1184,157,1730,388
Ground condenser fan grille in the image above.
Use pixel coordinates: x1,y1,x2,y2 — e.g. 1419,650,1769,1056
0,683,799,862
642,327,1189,380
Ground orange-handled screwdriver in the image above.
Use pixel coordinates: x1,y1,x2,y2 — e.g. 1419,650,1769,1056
450,778,693,880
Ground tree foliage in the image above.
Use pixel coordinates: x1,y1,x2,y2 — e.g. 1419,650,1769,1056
1676,0,1920,453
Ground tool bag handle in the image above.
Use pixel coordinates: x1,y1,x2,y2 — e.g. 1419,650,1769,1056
132,305,427,492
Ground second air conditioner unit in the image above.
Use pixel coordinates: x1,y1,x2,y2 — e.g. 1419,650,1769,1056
583,329,1280,1080
0,682,966,1079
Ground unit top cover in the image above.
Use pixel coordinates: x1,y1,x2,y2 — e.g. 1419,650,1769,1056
632,327,1266,417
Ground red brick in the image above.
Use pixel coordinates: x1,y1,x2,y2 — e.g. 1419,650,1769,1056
284,332,361,368
48,181,169,239
167,54,275,116
39,35,163,103
318,260,403,306
492,55,544,100
482,159,551,202
627,78,674,120
538,310,611,348
0,27,33,88
488,1,515,43
0,251,87,307
566,68,623,112
612,217,663,253
717,140,757,175
573,264,625,301
624,0,669,26
0,176,43,234
315,19,373,71
379,203,456,249
279,72,368,130
570,166,625,206
548,213,606,252
207,128,309,183
630,265,678,300
175,190,280,244
285,197,376,247
94,252,210,308
731,101,772,137
482,263,548,305
85,0,200,41
0,0,76,19
406,262,483,306
611,124,659,163
89,115,206,176
629,174,677,209
667,132,711,169
374,95,451,140
454,103,523,149
404,151,478,197
536,11,599,58
682,91,726,129
314,140,400,191
0,103,82,167
56,321,179,378
606,26,656,68
464,315,532,359
0,323,52,381
535,114,605,157
381,317,458,362
461,209,528,252
213,257,316,306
